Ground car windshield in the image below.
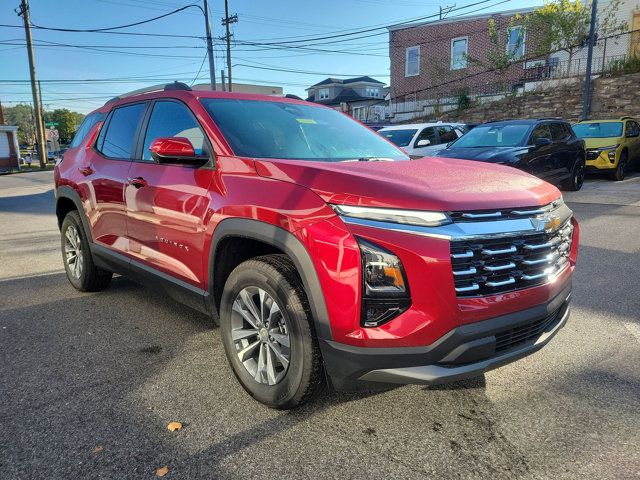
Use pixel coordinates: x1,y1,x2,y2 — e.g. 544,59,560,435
573,122,623,138
201,98,409,161
378,129,418,147
449,124,530,148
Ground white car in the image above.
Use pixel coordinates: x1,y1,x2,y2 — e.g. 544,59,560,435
378,122,467,157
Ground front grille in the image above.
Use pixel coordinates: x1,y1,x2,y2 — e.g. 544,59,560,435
450,221,573,297
494,307,561,353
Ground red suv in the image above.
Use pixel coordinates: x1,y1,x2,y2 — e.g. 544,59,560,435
55,83,579,408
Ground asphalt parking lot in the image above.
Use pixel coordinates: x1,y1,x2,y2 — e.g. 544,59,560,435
1,170,639,480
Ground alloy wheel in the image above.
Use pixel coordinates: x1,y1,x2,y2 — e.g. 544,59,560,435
231,286,291,386
64,225,83,279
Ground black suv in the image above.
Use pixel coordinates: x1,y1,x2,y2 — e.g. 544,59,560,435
434,119,586,191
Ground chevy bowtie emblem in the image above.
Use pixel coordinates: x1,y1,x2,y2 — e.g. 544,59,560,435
531,215,561,232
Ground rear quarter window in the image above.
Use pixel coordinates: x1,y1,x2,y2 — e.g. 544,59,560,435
70,112,105,148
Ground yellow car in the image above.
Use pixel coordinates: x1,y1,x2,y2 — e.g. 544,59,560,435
573,117,640,181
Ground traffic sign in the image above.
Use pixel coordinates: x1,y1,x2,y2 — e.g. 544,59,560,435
45,122,59,127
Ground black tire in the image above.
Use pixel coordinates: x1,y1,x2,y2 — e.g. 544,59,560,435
611,151,628,181
220,254,324,409
60,210,112,292
564,156,585,191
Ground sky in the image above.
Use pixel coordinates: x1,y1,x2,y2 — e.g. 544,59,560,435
0,0,543,114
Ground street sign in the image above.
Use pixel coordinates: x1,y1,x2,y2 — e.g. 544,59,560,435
45,122,59,127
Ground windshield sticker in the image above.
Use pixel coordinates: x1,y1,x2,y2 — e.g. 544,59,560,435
296,118,317,124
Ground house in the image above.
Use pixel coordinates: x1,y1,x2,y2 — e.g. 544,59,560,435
387,8,546,122
306,76,390,124
0,126,20,172
193,82,283,95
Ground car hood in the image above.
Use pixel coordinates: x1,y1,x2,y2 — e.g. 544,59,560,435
581,137,623,149
253,157,559,211
435,146,525,162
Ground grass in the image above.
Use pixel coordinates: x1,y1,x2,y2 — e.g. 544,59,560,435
0,163,55,175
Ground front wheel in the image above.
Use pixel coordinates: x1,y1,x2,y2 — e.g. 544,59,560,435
61,211,112,292
611,151,628,181
219,255,324,409
564,156,585,191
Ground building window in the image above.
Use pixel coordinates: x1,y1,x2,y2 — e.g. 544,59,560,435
507,26,525,60
405,46,420,77
318,88,330,100
450,37,468,70
366,87,380,97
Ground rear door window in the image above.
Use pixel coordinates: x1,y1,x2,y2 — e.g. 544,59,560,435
141,100,208,161
529,124,552,144
97,103,146,159
70,112,106,148
414,127,437,147
437,125,458,144
550,123,568,141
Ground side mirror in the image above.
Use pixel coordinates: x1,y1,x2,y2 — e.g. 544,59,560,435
149,137,208,165
534,137,552,148
416,139,431,148
627,131,640,138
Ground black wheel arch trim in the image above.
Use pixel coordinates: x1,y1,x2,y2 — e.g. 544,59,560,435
209,218,332,341
56,185,93,241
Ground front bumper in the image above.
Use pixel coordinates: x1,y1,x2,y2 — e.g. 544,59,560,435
586,150,618,171
322,282,571,389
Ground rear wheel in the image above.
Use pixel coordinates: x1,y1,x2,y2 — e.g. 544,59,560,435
611,151,628,181
220,255,324,409
564,156,585,191
61,211,112,292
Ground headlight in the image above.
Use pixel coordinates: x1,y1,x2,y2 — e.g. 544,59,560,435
331,204,451,227
597,144,620,151
357,238,411,328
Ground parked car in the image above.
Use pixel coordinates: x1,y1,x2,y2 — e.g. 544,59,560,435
54,83,579,408
434,119,586,191
573,117,640,181
378,122,467,157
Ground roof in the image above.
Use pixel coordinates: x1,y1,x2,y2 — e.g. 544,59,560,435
387,7,533,32
576,118,635,123
309,87,379,105
307,76,385,89
379,122,466,131
95,88,319,114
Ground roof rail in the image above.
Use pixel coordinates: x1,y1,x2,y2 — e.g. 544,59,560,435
106,81,192,104
620,116,632,120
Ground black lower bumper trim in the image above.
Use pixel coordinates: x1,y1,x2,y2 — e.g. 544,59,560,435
321,282,571,388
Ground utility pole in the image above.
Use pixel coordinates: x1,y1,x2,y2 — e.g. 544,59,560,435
221,70,226,91
16,0,47,169
203,0,217,90
222,0,238,92
581,0,598,120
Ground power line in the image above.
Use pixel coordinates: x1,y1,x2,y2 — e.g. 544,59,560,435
28,3,201,33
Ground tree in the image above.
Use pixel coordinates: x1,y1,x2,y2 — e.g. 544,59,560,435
525,0,627,76
44,108,85,145
3,104,36,146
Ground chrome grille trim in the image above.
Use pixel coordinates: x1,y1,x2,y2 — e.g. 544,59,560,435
450,219,574,297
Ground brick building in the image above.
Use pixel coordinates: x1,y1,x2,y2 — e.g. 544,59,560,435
387,8,548,122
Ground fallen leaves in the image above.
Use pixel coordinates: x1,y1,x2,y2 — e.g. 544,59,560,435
167,421,183,432
156,465,169,477
92,445,104,454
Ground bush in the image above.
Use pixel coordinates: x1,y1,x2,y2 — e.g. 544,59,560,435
604,56,640,77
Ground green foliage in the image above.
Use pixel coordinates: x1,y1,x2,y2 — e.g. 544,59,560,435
604,56,640,76
525,0,627,75
456,90,472,110
44,108,85,144
3,104,36,145
3,105,84,146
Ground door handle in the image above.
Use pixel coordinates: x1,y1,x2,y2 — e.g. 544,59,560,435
127,177,148,189
78,166,94,176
